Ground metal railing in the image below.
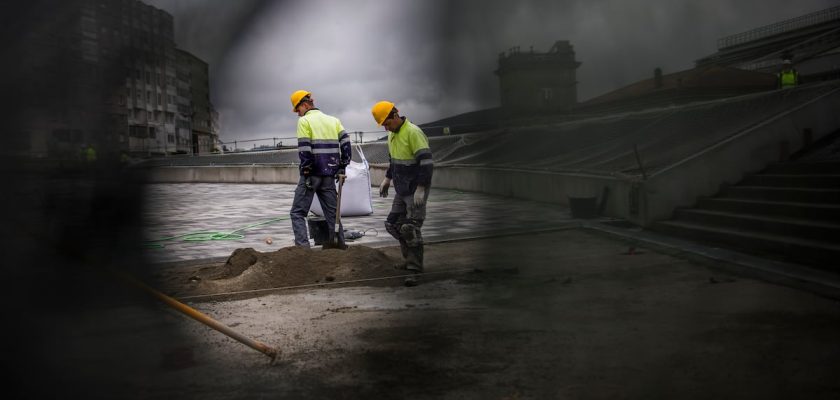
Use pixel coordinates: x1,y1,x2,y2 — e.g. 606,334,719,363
215,130,389,153
717,5,840,49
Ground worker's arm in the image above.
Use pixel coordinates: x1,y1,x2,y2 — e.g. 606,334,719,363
410,129,433,188
296,118,314,175
338,129,352,167
380,154,392,198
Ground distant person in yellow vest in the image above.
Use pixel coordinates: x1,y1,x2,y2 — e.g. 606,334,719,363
85,145,97,163
778,59,799,89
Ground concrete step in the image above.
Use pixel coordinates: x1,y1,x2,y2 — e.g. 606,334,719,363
725,186,840,203
673,208,840,241
653,220,840,269
763,161,840,175
697,197,840,223
741,174,840,188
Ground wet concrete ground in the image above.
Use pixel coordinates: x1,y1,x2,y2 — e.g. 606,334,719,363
10,177,840,399
37,228,840,399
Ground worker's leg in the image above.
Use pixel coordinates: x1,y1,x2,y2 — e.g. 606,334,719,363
289,175,316,247
385,195,411,266
313,176,344,244
401,187,429,271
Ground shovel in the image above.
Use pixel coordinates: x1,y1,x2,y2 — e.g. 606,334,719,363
324,174,347,250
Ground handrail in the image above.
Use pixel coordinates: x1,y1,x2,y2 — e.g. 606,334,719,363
717,6,840,49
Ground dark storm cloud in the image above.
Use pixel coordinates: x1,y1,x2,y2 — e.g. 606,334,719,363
143,0,269,66
147,0,837,143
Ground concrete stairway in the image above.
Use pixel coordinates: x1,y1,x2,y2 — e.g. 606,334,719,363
653,161,840,269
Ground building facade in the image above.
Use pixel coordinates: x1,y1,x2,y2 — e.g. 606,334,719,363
176,49,217,154
13,0,217,159
495,40,582,112
123,0,177,156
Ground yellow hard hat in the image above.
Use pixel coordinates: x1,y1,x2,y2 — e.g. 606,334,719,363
290,90,311,111
371,101,395,125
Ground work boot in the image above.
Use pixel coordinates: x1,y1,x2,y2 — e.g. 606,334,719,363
404,271,420,287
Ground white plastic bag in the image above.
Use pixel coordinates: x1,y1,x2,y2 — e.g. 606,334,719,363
311,145,374,217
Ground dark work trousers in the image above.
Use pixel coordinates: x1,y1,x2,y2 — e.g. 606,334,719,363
385,187,430,271
289,175,344,247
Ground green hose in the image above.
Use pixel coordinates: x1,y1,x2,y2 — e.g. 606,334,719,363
144,216,289,249
144,190,465,249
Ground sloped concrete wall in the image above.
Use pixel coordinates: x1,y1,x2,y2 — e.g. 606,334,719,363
146,165,300,184
642,85,840,225
368,164,638,221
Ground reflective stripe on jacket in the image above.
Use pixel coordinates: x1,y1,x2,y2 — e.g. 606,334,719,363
385,118,433,195
296,109,351,176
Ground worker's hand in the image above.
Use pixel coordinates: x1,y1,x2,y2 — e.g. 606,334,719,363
379,177,391,198
413,186,427,207
336,167,346,177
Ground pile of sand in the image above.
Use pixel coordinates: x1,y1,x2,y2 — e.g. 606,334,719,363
162,245,405,298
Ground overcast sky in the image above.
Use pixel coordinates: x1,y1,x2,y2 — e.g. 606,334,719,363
144,0,836,145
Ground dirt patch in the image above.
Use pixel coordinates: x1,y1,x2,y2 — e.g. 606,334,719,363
159,245,406,298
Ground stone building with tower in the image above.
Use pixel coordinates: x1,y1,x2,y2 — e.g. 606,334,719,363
494,40,581,112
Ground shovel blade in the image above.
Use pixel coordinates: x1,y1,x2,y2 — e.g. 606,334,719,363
322,231,347,250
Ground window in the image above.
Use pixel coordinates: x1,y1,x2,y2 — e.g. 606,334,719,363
541,88,553,101
147,91,151,103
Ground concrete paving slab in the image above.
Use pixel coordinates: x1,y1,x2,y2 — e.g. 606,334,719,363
142,183,574,264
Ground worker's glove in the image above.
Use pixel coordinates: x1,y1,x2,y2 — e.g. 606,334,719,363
379,177,391,198
413,186,427,208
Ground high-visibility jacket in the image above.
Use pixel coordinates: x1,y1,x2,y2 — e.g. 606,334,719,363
386,118,433,195
85,146,97,162
296,109,351,176
779,69,798,88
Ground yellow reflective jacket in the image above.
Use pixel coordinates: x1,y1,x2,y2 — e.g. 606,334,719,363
386,118,433,195
296,109,351,176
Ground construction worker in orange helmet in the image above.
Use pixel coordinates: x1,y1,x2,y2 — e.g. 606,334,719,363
371,101,434,286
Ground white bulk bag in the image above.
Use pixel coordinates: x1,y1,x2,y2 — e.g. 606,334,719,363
310,145,374,217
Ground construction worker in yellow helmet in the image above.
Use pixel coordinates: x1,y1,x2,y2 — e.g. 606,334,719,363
288,90,352,248
371,101,434,286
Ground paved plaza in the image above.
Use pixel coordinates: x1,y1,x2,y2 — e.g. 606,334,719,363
142,183,576,264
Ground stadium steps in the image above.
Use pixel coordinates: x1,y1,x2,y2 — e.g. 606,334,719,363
653,160,840,270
